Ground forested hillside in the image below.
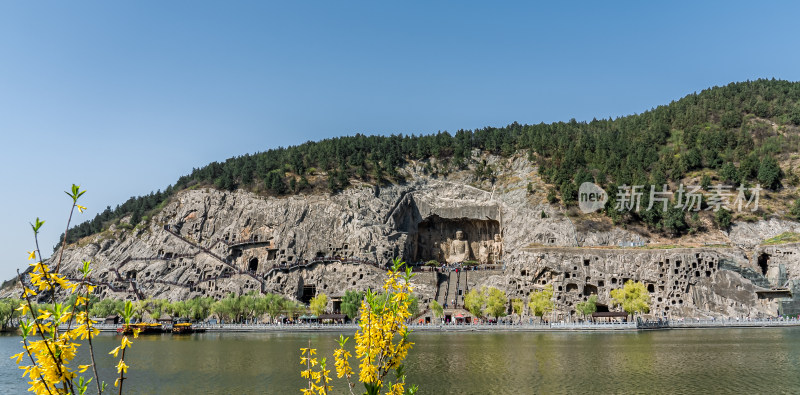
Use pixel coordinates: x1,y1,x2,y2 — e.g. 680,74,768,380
62,79,800,245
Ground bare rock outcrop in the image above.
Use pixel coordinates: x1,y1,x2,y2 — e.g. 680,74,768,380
730,219,800,248
7,155,800,319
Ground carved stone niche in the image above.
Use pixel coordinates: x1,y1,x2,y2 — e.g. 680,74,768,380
403,215,500,264
448,230,470,264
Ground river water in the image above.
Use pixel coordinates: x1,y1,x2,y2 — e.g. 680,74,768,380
2,328,800,394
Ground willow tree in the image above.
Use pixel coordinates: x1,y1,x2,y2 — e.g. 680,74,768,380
340,290,364,320
484,288,508,320
575,294,598,320
464,288,485,319
309,293,328,316
528,284,554,323
511,298,524,323
610,280,651,318
464,287,507,321
429,300,444,324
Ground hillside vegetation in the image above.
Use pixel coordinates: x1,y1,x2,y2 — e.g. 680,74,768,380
62,79,800,246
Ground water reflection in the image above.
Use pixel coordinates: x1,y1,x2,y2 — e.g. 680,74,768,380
2,328,800,394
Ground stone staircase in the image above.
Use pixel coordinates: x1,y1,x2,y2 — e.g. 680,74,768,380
433,270,468,309
435,272,449,307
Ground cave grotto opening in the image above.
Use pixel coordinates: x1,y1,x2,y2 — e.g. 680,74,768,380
757,253,770,276
404,215,501,264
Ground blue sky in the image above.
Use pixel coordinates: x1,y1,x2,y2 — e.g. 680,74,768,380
1,1,799,281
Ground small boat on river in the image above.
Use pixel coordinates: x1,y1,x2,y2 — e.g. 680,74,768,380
171,322,206,334
116,323,164,335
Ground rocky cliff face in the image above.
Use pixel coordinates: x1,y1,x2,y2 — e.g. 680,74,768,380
9,155,800,319
504,247,774,319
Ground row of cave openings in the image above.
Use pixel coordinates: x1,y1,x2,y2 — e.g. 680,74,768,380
243,247,355,274
515,254,720,315
237,242,365,274
650,254,718,313
273,265,371,304
223,233,264,243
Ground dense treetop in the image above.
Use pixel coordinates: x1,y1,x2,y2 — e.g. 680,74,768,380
62,79,800,245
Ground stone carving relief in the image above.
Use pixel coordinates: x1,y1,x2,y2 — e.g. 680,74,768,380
447,230,471,263
478,234,503,264
490,234,503,264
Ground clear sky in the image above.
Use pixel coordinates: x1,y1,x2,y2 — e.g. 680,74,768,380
1,1,799,281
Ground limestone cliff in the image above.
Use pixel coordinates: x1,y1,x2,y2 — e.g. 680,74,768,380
8,155,800,319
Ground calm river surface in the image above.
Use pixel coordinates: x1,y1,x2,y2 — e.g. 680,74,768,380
2,328,800,394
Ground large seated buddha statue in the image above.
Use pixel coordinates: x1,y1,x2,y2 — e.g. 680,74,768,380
447,230,471,264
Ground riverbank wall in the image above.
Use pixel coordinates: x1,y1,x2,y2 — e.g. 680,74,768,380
76,318,800,334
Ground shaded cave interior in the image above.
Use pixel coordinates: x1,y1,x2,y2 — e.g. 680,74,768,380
403,215,500,263
757,253,770,276
248,258,259,272
300,284,316,304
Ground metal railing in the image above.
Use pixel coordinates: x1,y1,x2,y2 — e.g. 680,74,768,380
670,317,800,328
58,318,800,333
408,321,637,330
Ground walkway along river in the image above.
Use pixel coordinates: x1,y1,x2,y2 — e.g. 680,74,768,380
68,316,800,333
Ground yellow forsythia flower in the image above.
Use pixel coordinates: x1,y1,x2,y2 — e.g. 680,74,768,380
116,360,128,374
10,353,24,364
